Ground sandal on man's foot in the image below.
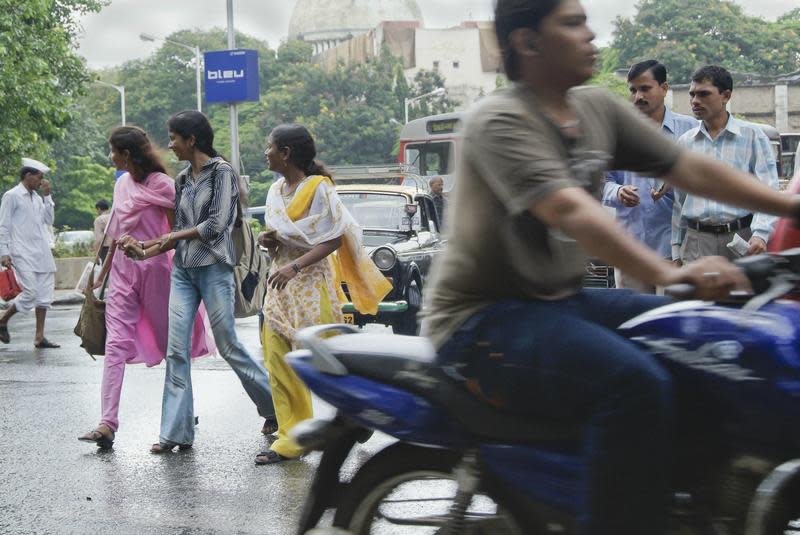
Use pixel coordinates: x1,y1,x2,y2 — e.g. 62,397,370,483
0,324,9,344
254,450,289,465
78,427,115,449
34,338,60,349
150,442,192,454
261,416,278,436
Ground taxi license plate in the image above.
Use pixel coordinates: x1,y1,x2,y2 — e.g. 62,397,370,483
343,313,355,325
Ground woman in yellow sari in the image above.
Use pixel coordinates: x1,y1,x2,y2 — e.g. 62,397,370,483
255,124,390,464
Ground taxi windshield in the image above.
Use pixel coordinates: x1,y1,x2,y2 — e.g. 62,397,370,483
339,192,408,230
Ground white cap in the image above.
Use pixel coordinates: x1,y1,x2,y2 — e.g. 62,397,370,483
21,158,51,174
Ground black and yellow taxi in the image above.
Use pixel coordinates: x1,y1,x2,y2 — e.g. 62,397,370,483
333,165,445,334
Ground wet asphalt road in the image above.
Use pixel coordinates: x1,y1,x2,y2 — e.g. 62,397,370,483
0,305,392,535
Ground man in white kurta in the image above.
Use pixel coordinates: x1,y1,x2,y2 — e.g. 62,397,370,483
0,158,60,348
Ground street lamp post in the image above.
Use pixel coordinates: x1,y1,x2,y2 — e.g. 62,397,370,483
404,87,446,124
226,0,241,175
94,80,126,125
140,33,202,112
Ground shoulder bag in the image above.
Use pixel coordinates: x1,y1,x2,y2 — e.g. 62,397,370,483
73,216,111,358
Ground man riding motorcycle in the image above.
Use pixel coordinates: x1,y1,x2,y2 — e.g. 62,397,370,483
419,0,800,533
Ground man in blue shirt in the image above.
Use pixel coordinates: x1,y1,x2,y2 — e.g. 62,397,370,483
673,65,779,263
603,60,697,293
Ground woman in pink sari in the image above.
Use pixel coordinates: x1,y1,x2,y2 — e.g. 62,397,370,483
78,126,213,449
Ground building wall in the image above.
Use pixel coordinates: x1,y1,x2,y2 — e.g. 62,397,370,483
310,22,502,109
405,27,500,108
670,83,800,132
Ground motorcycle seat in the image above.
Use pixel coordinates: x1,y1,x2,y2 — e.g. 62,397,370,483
324,333,578,444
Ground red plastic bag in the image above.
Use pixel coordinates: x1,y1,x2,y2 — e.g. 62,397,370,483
0,267,22,301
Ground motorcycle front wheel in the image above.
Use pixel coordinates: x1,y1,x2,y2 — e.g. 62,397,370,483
332,442,530,535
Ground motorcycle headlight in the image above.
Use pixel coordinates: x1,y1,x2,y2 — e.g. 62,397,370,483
372,247,397,271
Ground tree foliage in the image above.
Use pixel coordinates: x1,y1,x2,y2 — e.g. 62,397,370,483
609,0,800,84
407,69,461,121
7,21,458,226
53,156,116,229
0,0,105,182
587,48,629,97
83,31,458,207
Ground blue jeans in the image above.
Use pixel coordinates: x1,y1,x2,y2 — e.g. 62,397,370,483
160,263,275,445
438,289,674,535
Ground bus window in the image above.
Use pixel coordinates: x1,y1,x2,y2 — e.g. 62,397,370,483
404,141,454,176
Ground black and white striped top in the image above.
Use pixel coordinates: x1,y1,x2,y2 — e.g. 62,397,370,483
173,157,239,268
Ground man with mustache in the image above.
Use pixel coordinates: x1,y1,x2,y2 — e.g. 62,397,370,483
603,60,697,293
673,65,779,263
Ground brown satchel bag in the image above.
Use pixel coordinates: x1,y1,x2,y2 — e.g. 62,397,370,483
73,267,106,359
74,216,111,359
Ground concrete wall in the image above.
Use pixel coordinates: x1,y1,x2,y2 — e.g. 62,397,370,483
54,257,93,290
790,86,800,132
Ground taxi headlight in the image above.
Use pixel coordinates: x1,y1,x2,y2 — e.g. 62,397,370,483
372,247,397,271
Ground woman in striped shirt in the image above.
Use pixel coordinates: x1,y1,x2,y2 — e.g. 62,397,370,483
124,110,276,453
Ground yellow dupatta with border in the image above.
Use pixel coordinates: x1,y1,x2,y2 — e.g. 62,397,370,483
286,175,391,316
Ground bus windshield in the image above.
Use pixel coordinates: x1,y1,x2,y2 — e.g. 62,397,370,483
404,141,455,177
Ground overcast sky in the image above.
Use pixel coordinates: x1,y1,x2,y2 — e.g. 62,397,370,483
77,0,799,69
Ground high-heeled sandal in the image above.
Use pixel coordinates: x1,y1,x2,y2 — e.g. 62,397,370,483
78,426,115,450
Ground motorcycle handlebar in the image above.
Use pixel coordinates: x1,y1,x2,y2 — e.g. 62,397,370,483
663,248,800,300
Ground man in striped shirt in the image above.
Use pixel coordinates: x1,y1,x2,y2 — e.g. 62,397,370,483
672,65,779,264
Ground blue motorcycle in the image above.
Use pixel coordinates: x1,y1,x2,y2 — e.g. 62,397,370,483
289,250,800,535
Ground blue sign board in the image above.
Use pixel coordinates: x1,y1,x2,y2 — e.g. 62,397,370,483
204,49,260,104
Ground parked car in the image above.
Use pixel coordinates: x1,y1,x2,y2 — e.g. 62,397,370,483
55,230,95,252
246,205,266,226
334,165,445,335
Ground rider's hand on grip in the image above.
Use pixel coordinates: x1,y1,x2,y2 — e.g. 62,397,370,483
664,256,752,300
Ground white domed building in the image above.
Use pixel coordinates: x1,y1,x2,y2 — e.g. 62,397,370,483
289,0,424,54
287,0,502,107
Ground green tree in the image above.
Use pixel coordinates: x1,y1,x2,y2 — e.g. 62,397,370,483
77,30,455,208
608,0,800,84
406,69,461,121
587,48,629,97
54,156,116,229
0,0,106,182
45,101,117,229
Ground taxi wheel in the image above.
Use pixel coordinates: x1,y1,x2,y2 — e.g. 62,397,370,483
394,282,421,336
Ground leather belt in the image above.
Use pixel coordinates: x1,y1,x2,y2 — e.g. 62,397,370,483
686,214,753,234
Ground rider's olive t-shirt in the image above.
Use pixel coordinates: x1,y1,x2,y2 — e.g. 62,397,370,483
421,84,683,349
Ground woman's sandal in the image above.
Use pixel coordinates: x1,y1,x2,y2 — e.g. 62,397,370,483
78,427,115,450
150,442,193,454
261,416,278,436
254,450,289,465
